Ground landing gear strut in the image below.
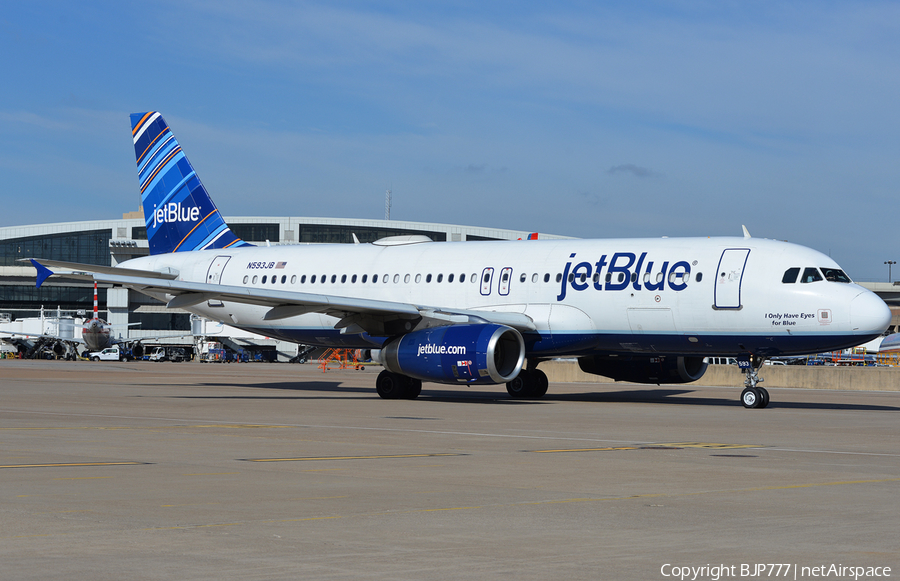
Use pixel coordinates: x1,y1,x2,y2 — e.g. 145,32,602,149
740,355,769,409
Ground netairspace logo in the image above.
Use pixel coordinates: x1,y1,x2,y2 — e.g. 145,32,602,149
417,344,467,356
659,563,892,581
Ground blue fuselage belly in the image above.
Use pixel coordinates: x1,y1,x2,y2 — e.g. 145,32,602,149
244,326,878,358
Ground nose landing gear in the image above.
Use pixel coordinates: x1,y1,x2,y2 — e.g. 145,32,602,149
740,355,769,409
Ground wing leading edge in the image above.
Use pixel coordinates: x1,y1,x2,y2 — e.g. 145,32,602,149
89,272,537,337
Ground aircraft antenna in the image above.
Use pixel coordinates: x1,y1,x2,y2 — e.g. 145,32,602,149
385,188,392,221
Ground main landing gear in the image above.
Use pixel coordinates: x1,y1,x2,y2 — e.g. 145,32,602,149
506,368,549,399
375,370,422,400
740,356,769,409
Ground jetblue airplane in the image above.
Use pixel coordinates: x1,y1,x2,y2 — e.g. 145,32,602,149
28,112,892,408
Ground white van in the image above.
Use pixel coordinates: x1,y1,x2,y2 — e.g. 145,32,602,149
148,347,167,362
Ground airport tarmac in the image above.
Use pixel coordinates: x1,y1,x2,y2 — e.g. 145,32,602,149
1,360,897,580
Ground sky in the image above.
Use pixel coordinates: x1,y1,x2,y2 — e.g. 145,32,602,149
1,1,899,280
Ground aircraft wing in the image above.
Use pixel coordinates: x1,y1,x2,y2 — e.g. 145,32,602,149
0,330,84,344
93,273,537,336
19,258,179,287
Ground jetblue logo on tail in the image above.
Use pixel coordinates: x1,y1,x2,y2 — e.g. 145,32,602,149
153,203,200,229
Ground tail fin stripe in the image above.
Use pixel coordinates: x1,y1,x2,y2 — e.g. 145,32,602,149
132,112,160,140
137,133,175,177
223,239,244,249
138,137,178,188
172,209,218,252
137,137,178,190
199,224,231,250
136,126,171,168
140,146,182,195
139,144,181,193
141,167,195,209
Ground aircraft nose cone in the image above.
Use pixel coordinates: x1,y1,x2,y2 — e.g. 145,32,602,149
850,291,892,334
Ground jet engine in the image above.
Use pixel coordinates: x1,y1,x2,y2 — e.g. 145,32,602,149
378,324,525,384
578,355,707,385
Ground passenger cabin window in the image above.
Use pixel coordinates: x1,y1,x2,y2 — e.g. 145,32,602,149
821,268,851,283
782,268,800,283
801,267,823,283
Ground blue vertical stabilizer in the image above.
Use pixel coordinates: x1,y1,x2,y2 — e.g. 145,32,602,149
130,112,252,255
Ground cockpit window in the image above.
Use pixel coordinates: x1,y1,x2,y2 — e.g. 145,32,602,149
782,267,800,284
800,267,823,283
820,268,851,283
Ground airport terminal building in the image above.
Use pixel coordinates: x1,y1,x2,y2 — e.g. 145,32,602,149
0,212,568,350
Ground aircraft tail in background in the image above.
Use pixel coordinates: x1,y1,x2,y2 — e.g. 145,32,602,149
130,112,251,255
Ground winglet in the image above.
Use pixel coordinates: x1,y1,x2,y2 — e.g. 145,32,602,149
742,225,751,239
30,259,54,288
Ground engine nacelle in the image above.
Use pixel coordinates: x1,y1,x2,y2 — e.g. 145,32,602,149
380,324,525,384
578,355,708,385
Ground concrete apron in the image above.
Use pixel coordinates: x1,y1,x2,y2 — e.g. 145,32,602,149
539,360,900,391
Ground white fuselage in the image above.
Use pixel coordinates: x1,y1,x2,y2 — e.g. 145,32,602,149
119,236,890,357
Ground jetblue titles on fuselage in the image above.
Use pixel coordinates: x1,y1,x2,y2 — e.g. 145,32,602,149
557,251,692,301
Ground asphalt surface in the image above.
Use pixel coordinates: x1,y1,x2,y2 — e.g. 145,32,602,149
1,360,898,580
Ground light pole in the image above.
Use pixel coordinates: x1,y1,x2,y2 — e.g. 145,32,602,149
885,261,896,283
